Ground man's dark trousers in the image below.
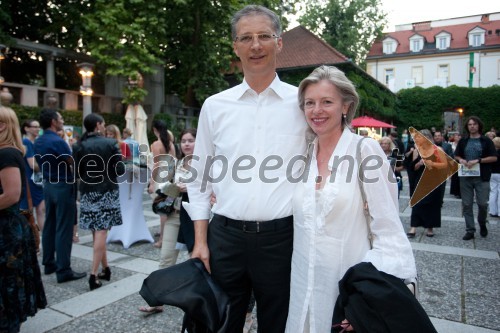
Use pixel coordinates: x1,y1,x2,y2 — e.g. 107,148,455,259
42,181,77,280
208,214,293,333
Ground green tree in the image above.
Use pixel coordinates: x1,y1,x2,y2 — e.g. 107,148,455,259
0,0,91,87
299,0,387,65
1,1,300,106
84,0,169,104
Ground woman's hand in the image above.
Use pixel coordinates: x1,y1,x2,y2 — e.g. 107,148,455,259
210,193,217,207
177,182,187,193
333,319,353,332
342,319,354,331
148,182,155,194
414,159,424,171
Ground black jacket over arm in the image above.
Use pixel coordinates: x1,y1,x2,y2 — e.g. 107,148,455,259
332,262,437,333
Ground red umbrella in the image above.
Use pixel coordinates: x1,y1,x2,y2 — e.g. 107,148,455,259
351,116,395,128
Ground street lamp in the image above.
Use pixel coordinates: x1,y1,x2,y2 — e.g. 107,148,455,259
456,107,464,132
78,62,94,121
0,44,6,85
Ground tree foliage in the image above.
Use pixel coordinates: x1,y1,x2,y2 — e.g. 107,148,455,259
0,0,91,86
1,0,300,106
298,0,387,65
83,0,169,104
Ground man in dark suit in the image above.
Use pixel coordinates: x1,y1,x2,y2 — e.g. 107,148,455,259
390,131,405,156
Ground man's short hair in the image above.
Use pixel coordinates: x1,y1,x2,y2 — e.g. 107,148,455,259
231,5,281,41
39,108,59,130
123,128,133,136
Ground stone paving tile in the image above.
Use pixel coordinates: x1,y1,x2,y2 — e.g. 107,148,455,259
413,252,462,321
465,294,500,331
27,179,500,333
463,257,500,299
46,293,185,333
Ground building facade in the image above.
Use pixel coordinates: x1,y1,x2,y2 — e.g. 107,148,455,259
366,12,500,92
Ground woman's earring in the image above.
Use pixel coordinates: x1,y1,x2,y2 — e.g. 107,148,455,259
342,114,347,119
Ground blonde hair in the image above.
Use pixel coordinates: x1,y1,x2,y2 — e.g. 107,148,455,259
106,124,122,142
492,136,500,149
298,65,359,130
0,106,25,154
379,136,395,151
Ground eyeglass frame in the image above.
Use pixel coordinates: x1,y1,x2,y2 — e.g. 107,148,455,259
234,33,280,44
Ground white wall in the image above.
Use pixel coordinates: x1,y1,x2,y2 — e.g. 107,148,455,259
367,51,500,92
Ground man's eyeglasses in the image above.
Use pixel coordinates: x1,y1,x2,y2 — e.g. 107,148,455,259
234,33,279,44
28,125,40,128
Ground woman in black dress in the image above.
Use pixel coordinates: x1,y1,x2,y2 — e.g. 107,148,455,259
407,128,449,238
0,106,46,332
175,128,197,253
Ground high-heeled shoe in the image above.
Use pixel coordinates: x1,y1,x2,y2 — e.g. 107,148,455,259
97,267,111,281
89,274,102,291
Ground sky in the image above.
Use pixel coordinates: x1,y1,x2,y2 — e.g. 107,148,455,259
287,0,499,31
382,0,499,31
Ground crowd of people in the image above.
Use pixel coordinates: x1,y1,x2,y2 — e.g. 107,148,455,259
0,101,199,331
387,120,499,241
1,4,498,333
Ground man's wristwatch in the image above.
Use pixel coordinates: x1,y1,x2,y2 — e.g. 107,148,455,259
478,158,481,164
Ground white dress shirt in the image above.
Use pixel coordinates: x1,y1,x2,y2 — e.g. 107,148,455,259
285,129,417,333
186,75,309,221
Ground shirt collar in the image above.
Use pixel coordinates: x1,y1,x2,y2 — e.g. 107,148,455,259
43,129,58,136
311,128,355,171
236,73,284,99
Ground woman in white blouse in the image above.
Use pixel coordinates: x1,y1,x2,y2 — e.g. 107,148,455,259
285,66,417,333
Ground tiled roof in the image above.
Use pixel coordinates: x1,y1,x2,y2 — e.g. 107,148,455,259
368,15,500,57
277,25,348,69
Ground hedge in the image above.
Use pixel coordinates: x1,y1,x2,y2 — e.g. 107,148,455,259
395,85,500,133
11,104,127,134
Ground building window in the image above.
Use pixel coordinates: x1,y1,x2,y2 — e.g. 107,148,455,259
468,28,485,47
385,68,394,85
438,37,447,50
409,35,424,52
413,40,419,51
412,66,423,84
435,32,451,50
438,64,449,82
383,40,396,54
498,60,500,79
472,34,481,47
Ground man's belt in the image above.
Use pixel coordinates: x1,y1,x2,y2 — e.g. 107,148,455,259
218,214,293,233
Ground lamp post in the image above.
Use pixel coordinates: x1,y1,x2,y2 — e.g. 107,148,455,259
78,62,94,123
456,107,464,133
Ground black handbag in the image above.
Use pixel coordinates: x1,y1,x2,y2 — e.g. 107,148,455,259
151,190,175,215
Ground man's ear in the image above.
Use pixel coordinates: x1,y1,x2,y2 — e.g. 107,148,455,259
276,37,283,53
233,42,240,58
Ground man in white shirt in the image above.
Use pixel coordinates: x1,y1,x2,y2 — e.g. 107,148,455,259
186,5,308,332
